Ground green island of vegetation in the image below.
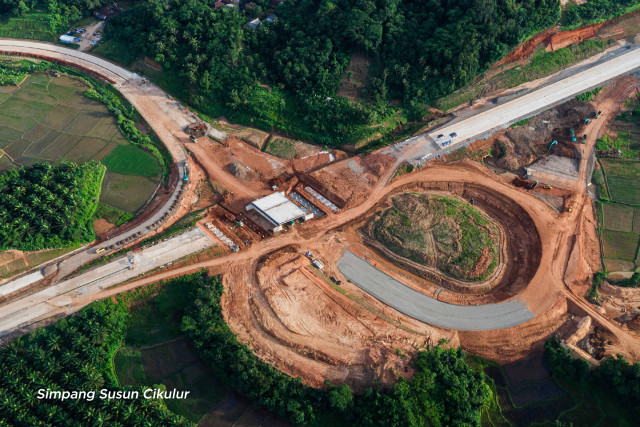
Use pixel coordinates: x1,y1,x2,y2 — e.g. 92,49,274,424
371,193,499,281
0,161,103,250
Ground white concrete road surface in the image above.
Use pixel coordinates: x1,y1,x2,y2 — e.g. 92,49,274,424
389,45,640,163
0,228,215,336
337,250,534,330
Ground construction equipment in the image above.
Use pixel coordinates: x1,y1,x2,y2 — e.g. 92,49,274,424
548,140,558,151
595,110,602,119
543,184,552,190
186,122,207,140
570,129,576,142
566,205,573,213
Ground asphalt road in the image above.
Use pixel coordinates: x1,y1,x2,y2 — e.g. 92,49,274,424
387,44,640,163
337,250,534,330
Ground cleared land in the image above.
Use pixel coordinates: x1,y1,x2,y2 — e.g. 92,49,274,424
370,193,499,281
0,71,161,214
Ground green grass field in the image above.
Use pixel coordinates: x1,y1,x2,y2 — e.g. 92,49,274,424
102,145,161,177
602,203,634,232
601,229,639,262
600,159,640,206
100,172,159,214
93,203,134,227
0,246,77,279
265,138,297,159
0,71,161,214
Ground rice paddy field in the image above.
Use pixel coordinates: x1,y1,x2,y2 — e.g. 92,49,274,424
599,202,640,276
0,71,162,214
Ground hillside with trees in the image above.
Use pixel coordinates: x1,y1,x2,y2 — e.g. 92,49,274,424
101,0,561,146
0,161,104,250
0,299,188,425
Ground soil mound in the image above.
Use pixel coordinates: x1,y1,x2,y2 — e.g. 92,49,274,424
491,100,595,171
228,160,250,180
369,193,499,281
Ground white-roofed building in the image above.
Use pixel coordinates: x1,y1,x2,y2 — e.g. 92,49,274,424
246,192,311,231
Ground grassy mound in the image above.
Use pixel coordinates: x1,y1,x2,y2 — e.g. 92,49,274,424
371,193,499,281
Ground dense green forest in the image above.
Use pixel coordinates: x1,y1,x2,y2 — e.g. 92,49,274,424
0,300,189,426
0,162,103,251
545,337,640,416
181,274,492,425
563,0,640,29
0,0,107,25
101,0,561,146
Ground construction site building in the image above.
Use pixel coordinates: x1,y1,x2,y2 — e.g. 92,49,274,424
246,192,310,232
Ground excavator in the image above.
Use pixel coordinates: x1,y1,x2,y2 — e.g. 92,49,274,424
186,122,207,143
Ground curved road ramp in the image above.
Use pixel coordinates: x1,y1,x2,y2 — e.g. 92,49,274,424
337,250,534,331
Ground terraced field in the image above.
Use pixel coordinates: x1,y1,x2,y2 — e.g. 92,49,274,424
0,72,161,213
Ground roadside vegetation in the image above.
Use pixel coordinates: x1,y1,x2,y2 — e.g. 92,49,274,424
436,39,610,112
0,298,188,425
98,0,559,148
577,86,603,102
372,194,498,281
0,161,103,250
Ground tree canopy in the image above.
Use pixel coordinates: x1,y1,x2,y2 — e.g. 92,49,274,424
0,300,189,426
0,161,104,251
102,0,561,146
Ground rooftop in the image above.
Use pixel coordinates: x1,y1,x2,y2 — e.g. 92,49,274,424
250,192,306,225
